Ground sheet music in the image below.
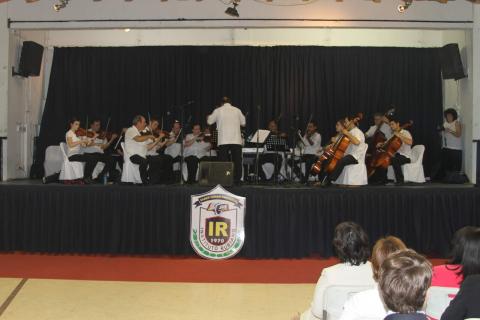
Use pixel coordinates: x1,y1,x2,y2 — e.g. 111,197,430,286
249,129,270,144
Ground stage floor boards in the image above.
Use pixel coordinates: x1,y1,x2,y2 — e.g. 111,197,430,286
0,278,313,320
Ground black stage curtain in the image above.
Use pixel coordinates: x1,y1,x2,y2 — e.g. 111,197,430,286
1,185,479,258
35,46,443,175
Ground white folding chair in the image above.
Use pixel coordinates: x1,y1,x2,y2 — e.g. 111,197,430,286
333,144,368,186
44,145,63,177
59,142,84,181
387,145,426,183
426,286,459,320
120,142,143,184
323,285,374,320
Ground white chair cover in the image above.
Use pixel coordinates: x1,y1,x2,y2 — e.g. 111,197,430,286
59,143,84,181
426,286,459,320
322,285,374,320
333,144,368,186
387,145,426,183
44,145,63,177
120,142,142,184
261,155,287,181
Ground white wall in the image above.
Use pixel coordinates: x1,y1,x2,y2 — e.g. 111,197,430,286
6,0,474,29
6,30,47,180
0,5,7,138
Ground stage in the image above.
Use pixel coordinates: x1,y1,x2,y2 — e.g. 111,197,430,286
0,181,479,259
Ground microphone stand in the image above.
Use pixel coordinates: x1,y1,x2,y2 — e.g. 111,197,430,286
173,100,194,185
254,105,261,185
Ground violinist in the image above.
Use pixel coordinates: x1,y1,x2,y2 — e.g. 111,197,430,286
258,120,287,182
164,120,182,166
183,124,214,184
319,115,365,186
370,115,413,185
83,119,119,182
293,120,322,184
365,113,393,140
124,115,163,185
65,117,99,184
144,117,173,184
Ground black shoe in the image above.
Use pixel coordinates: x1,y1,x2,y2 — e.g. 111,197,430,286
42,177,47,184
83,177,94,185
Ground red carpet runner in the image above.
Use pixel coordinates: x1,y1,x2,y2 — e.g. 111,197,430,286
0,253,445,283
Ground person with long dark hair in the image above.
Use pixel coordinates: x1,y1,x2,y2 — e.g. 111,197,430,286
432,226,478,288
65,117,100,184
441,228,480,320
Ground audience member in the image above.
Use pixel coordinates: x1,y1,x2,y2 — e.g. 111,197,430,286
432,226,478,288
379,249,432,320
339,236,407,320
440,274,480,320
298,222,375,320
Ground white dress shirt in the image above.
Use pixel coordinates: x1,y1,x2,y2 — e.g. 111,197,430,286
396,129,413,159
165,132,181,158
302,132,322,155
65,130,82,157
301,262,375,320
338,286,387,320
83,134,106,154
207,103,246,146
365,123,392,140
184,134,211,158
125,125,148,158
345,127,366,161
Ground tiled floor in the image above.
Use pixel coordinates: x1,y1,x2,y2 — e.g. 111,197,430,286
0,278,314,320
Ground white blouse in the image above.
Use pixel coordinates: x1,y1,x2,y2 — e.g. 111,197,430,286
301,262,376,320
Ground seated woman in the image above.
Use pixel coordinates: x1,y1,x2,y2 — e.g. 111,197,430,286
65,117,99,184
432,226,478,288
440,274,480,320
339,236,407,320
296,222,375,320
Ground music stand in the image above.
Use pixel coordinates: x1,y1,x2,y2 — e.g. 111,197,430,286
265,134,289,184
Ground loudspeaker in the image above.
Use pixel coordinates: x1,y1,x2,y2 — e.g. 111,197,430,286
198,162,234,187
439,43,466,80
18,41,44,77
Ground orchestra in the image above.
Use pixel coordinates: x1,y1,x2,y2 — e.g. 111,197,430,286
55,97,444,187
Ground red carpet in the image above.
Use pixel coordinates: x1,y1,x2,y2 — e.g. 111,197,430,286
0,253,446,284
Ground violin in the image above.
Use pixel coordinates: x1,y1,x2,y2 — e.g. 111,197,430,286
75,127,95,138
311,113,363,175
97,131,117,140
367,121,413,177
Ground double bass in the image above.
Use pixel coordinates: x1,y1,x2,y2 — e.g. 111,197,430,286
367,121,413,177
311,113,363,175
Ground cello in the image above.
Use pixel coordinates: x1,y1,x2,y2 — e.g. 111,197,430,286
311,113,363,175
367,120,413,177
366,108,395,164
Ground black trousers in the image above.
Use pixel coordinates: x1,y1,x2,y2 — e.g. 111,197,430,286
184,156,215,183
371,153,411,184
147,154,173,184
293,154,317,183
321,154,358,183
130,154,149,184
218,144,242,183
68,153,98,179
259,153,283,181
84,152,117,180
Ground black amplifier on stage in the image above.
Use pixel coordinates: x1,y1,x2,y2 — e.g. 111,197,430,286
198,162,234,187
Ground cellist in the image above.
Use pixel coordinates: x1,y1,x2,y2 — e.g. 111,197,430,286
369,115,413,185
318,115,365,186
365,113,392,140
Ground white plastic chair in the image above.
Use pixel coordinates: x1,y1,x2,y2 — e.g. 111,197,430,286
333,143,368,186
323,285,374,320
59,143,84,181
387,145,426,183
120,142,143,184
44,145,62,177
426,286,459,320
